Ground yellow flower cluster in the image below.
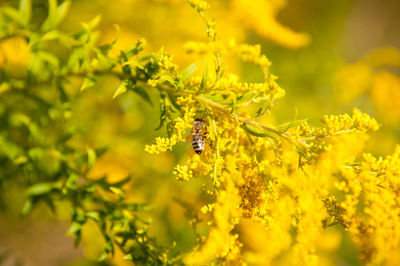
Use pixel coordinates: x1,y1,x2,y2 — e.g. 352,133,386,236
145,95,196,154
336,146,400,265
142,2,400,264
144,135,178,154
321,108,379,135
183,39,285,109
157,51,178,72
184,176,243,265
173,164,193,181
184,40,273,76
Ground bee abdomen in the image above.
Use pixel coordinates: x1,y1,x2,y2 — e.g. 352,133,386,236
192,136,205,155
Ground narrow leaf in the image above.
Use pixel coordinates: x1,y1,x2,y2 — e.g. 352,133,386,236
109,186,125,197
86,211,101,222
255,101,271,117
81,14,101,31
67,222,81,236
21,199,33,216
19,0,31,26
123,203,150,212
98,252,108,262
112,81,128,99
133,86,152,105
2,7,24,25
123,38,146,59
41,30,60,41
237,91,255,104
99,24,120,54
181,62,198,79
276,119,307,131
155,93,166,130
166,93,180,112
231,93,237,113
123,254,133,260
199,62,208,91
80,74,96,91
111,175,131,187
95,146,108,158
66,173,78,189
87,147,96,170
26,182,54,196
41,0,57,31
202,93,225,102
242,123,279,139
56,0,71,26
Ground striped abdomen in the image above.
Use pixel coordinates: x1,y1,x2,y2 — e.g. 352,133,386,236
192,134,205,154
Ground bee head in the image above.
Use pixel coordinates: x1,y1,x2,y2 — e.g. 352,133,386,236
195,150,202,155
194,118,205,123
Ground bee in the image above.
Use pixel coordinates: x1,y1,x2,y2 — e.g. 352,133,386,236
192,118,207,155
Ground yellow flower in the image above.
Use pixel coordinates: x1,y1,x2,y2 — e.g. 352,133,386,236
144,135,178,154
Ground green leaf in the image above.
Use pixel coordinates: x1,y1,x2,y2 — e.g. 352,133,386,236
37,51,59,68
21,199,33,216
230,93,237,113
199,62,208,91
98,252,109,262
181,62,198,79
166,93,180,112
113,81,128,99
41,0,57,31
202,93,225,102
3,7,25,26
86,211,101,222
104,241,114,254
67,221,82,246
41,30,60,41
95,146,108,158
159,75,178,89
56,80,69,102
255,101,271,117
155,93,166,130
111,175,131,187
237,91,255,104
87,147,96,170
66,173,78,189
109,186,125,197
81,14,102,32
19,0,31,27
0,82,10,95
80,74,96,91
123,254,133,260
123,203,150,212
121,38,146,60
26,182,54,196
133,86,152,105
111,24,120,45
13,155,28,165
67,222,81,236
242,124,279,139
41,0,71,31
99,24,120,54
56,0,71,25
275,119,308,131
0,134,23,160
